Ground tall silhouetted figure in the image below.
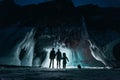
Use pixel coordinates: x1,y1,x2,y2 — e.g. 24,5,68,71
63,53,69,69
56,49,62,69
49,48,56,68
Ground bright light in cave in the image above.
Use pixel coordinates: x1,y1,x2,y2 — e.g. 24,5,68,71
41,45,76,68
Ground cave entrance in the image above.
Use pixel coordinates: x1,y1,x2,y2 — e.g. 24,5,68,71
41,46,75,68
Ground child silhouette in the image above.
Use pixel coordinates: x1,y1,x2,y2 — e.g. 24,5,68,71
62,53,69,69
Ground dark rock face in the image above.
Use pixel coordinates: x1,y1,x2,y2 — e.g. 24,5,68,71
113,43,120,61
113,43,120,67
0,0,77,27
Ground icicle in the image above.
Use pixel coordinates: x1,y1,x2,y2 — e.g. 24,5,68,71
15,28,35,66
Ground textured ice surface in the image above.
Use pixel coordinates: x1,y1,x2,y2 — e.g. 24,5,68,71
0,68,120,80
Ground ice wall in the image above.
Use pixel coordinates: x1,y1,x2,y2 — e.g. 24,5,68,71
0,25,35,66
0,17,117,68
16,29,35,66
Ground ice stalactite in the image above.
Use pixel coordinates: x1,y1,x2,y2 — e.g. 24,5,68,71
70,16,90,67
81,16,89,40
81,16,109,68
15,28,35,66
88,38,120,68
88,40,107,67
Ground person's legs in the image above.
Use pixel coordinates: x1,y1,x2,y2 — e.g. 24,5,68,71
58,61,60,68
57,60,59,68
58,61,59,68
63,62,66,69
59,60,61,68
58,60,61,68
52,59,54,68
63,64,65,69
65,64,66,69
49,59,52,68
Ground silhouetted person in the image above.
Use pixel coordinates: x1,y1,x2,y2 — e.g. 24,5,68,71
62,53,69,69
49,48,56,68
56,49,62,69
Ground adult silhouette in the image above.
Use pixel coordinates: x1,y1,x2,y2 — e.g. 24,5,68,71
49,48,56,68
56,49,62,69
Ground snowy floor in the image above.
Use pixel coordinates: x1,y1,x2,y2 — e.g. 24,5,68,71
0,68,120,80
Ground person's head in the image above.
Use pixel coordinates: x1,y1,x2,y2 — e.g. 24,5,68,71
58,49,60,52
63,53,66,57
52,48,54,50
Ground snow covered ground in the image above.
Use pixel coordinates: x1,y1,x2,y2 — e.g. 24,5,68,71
0,68,120,80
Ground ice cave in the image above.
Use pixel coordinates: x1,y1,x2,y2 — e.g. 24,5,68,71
5,17,111,69
0,14,120,69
